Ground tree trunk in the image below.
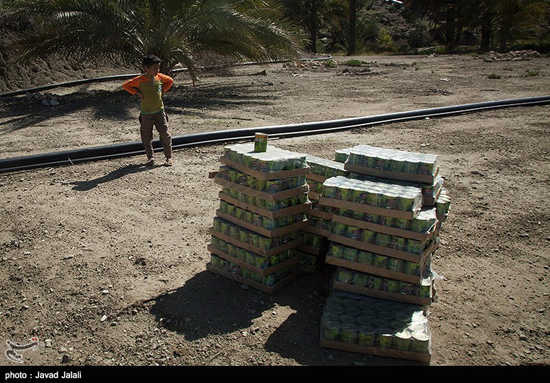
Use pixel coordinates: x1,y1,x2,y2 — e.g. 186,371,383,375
480,10,495,52
347,0,357,56
498,23,510,52
309,8,318,53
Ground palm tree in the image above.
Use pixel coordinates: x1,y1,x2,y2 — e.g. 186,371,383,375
347,0,357,55
347,0,374,56
278,0,337,53
5,0,300,84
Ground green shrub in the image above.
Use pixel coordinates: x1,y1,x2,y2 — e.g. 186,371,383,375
375,27,397,53
343,59,363,67
324,59,337,68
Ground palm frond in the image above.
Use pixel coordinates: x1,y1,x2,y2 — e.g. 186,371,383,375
6,0,300,84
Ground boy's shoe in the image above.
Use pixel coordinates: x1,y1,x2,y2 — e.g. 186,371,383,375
165,158,174,166
145,158,155,166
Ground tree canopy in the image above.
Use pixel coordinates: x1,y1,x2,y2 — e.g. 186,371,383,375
3,0,549,78
4,0,301,83
403,0,550,52
275,0,549,54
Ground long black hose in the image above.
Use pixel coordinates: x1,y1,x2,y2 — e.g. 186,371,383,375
1,95,548,174
0,57,330,98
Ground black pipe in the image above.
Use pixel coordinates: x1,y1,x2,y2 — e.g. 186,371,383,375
0,74,144,98
1,95,549,174
0,57,332,98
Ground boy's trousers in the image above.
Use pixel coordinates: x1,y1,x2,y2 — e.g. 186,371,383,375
139,111,172,160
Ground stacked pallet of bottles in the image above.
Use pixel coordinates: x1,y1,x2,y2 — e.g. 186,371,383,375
336,146,445,208
298,155,349,272
321,176,438,305
318,145,450,363
207,138,311,293
320,291,432,363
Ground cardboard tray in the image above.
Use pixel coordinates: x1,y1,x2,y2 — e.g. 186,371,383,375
218,191,311,219
332,280,434,306
297,243,329,257
216,209,309,238
301,224,332,239
306,173,327,184
206,262,301,294
306,208,333,221
207,244,302,277
325,254,432,284
308,191,321,200
214,175,309,202
320,339,431,363
436,210,449,223
209,227,303,257
344,163,439,184
328,233,439,263
423,184,444,207
319,196,420,220
219,157,310,180
331,214,439,243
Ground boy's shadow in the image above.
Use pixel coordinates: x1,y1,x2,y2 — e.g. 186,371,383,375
70,163,154,191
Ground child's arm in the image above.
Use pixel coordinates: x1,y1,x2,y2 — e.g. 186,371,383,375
122,76,144,98
159,73,174,94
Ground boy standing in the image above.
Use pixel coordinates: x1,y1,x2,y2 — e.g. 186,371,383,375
123,55,174,166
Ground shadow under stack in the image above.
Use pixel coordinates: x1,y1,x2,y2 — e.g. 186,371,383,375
319,145,451,363
207,139,311,294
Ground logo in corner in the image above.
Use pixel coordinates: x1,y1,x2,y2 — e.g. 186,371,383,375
5,337,39,363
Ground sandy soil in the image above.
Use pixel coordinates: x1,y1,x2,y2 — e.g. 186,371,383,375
0,53,549,368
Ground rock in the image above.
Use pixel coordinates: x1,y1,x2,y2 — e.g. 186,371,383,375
519,333,527,341
480,50,542,62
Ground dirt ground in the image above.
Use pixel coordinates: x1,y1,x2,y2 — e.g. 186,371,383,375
0,53,549,368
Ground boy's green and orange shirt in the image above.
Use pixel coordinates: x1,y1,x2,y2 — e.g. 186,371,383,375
122,73,173,114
